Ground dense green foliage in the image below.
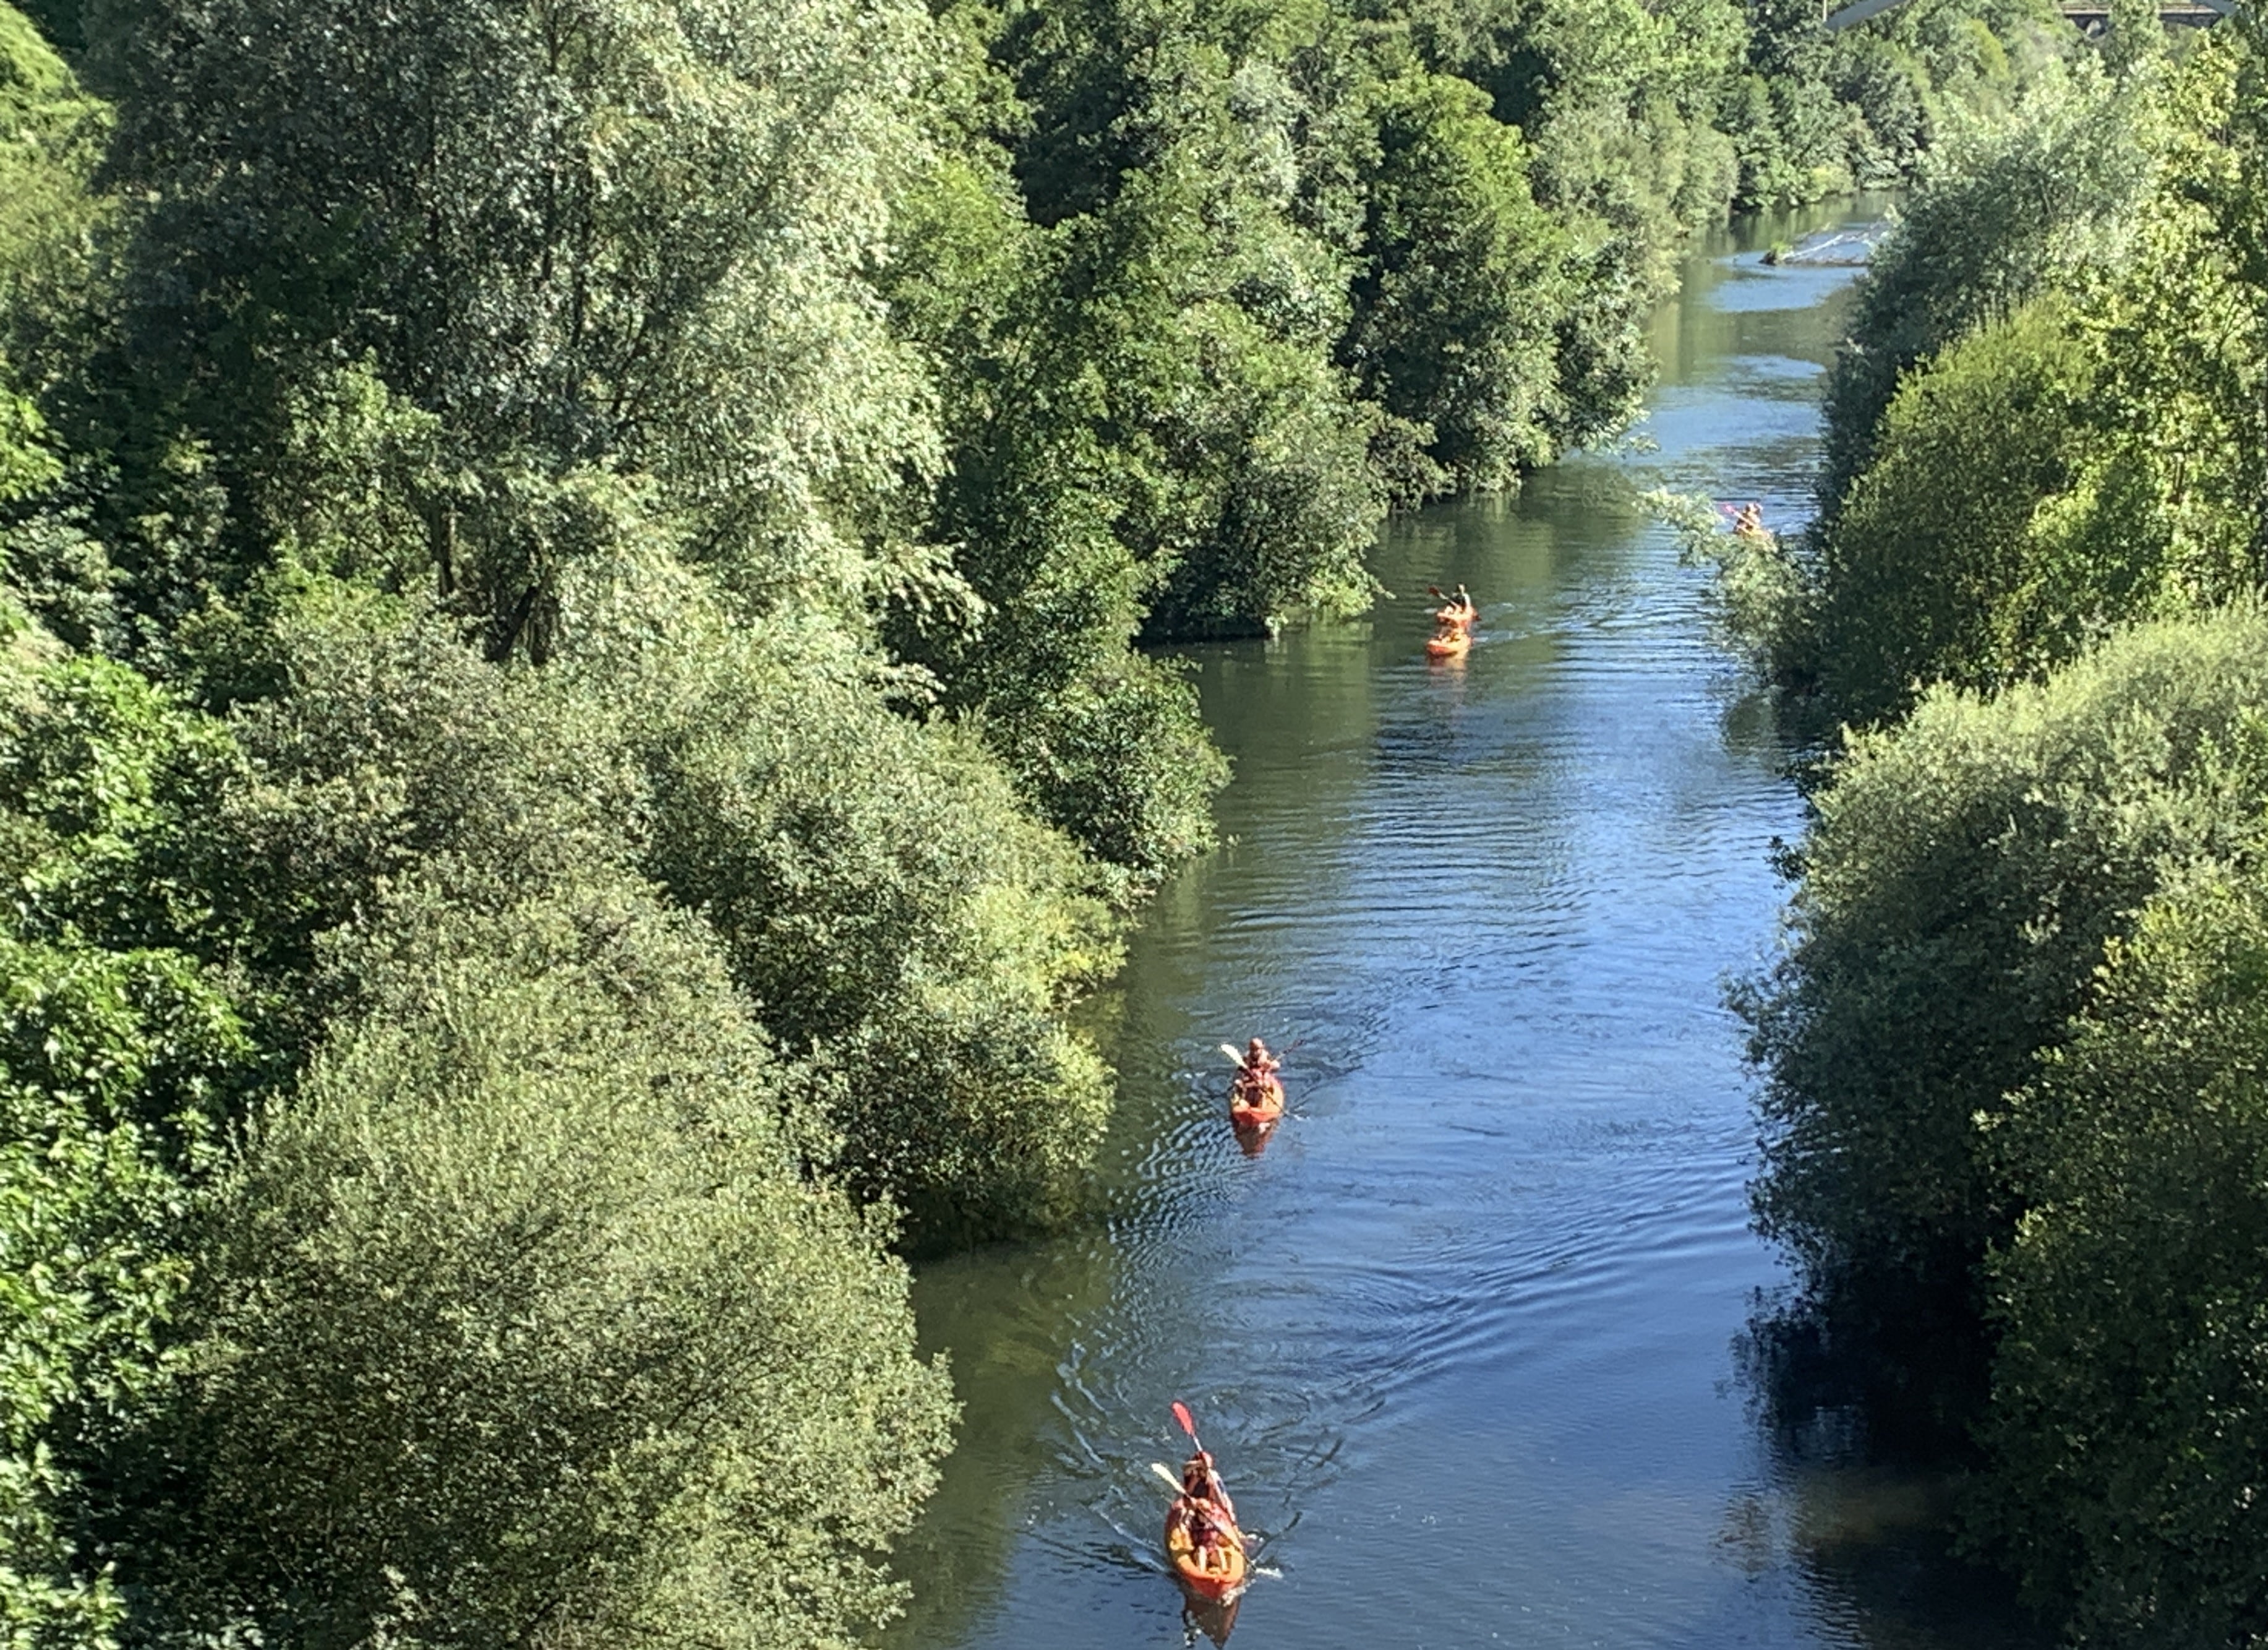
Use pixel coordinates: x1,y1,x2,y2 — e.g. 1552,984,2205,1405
1734,0,2070,206
1813,56,2159,511
609,607,1120,1244
121,885,954,1650
77,0,943,635
1726,19,2268,1641
1804,301,2102,725
0,598,249,1646
1747,609,2268,1372
0,1,100,512
1729,43,2265,728
1980,861,2268,1644
0,0,2095,1639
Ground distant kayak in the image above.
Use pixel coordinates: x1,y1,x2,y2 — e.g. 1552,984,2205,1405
1230,1073,1285,1130
1166,1502,1248,1599
1426,629,1470,658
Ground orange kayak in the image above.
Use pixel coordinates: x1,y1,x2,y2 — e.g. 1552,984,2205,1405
1426,629,1471,658
1166,1502,1248,1599
1230,1074,1284,1128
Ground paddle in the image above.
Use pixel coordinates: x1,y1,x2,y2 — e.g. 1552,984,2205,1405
1152,1463,1247,1553
1173,1400,1203,1450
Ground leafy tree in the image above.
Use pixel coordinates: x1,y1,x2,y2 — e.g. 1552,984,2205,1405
0,594,252,1650
0,2,103,346
188,578,1124,1249
112,880,954,1650
1817,55,2154,511
1746,607,2268,1424
80,0,945,637
1731,0,2069,212
884,150,1231,883
1384,0,1745,440
594,599,1123,1248
972,655,1228,879
1733,46,2268,732
1978,856,2268,1646
0,936,247,1650
887,2,1375,874
1802,300,2108,724
0,1,105,541
201,589,641,1000
1346,64,1572,490
0,658,251,982
2080,30,2268,596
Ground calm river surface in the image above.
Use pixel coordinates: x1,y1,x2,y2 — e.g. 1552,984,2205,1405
886,201,2045,1650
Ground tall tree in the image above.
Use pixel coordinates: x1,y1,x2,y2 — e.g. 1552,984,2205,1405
83,0,945,640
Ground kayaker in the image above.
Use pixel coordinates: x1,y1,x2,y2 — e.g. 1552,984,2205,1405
1432,586,1476,634
1732,501,1766,537
1181,1449,1237,1527
1192,1516,1235,1576
1232,1039,1280,1103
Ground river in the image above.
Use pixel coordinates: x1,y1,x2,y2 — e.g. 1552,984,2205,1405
884,200,2047,1650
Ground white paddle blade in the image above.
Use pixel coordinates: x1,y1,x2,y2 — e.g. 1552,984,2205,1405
1220,1042,1246,1066
1152,1462,1186,1495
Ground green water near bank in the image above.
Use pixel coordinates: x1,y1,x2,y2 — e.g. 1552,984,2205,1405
886,199,2047,1650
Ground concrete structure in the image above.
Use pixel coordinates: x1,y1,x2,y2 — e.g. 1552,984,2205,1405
1822,0,2228,30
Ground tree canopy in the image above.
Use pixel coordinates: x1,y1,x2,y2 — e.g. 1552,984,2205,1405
0,0,2090,1639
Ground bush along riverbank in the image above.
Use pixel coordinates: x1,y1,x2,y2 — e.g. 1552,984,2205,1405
0,0,2079,1642
1717,19,2268,1643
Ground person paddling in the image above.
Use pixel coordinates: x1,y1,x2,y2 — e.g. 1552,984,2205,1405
1182,1448,1237,1527
1432,584,1476,635
1173,1450,1239,1576
1161,1403,1247,1591
1231,1037,1280,1100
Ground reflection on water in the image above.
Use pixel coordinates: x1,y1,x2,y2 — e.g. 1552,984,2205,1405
885,198,2045,1650
1183,1588,1241,1646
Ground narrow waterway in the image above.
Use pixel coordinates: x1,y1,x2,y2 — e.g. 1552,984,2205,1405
886,201,2044,1650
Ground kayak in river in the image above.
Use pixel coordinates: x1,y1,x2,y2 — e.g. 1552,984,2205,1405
1230,1072,1285,1130
1166,1500,1249,1599
1428,585,1477,657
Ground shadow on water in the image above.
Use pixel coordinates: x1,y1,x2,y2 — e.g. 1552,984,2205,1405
1724,1292,2054,1650
884,195,2043,1650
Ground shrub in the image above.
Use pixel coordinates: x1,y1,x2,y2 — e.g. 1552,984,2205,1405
1977,861,2268,1645
1804,300,2104,724
608,616,1122,1248
0,937,246,1650
1748,607,2268,1381
118,882,954,1650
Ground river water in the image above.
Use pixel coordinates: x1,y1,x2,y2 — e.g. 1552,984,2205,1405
886,202,2046,1650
